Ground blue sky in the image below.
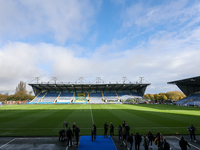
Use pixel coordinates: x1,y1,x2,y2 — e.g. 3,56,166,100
0,0,200,94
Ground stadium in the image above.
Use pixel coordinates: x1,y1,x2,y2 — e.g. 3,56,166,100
0,76,200,150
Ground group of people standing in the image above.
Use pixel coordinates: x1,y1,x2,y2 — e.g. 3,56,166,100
104,120,146,150
58,122,80,147
103,121,197,150
59,121,197,150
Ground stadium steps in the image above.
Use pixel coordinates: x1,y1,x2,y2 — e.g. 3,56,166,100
53,92,61,103
116,92,120,99
129,92,135,98
30,92,47,104
102,93,105,100
38,92,47,103
30,92,41,103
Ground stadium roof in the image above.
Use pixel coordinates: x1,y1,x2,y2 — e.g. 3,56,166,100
29,82,150,96
167,76,200,96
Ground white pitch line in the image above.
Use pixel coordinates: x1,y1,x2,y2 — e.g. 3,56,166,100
90,105,94,124
174,136,200,150
0,138,15,149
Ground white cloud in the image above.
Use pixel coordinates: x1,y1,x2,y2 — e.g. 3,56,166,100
0,34,200,94
122,0,200,29
0,0,98,44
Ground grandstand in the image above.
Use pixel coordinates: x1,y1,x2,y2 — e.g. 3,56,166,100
30,92,46,104
88,93,104,104
38,92,59,104
168,76,200,106
29,77,150,104
56,92,74,104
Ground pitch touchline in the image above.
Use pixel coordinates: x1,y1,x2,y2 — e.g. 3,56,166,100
90,104,94,124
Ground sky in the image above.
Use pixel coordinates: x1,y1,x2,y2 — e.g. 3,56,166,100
0,0,200,94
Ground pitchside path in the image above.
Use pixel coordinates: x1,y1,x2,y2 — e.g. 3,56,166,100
0,135,200,150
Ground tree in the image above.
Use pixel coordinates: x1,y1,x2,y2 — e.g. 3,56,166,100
16,81,27,93
144,94,150,100
149,94,155,100
162,95,168,100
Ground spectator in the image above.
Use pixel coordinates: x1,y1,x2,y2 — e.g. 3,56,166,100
72,123,76,138
110,122,114,138
154,132,162,148
123,121,126,128
143,135,149,150
63,121,68,129
148,130,154,148
66,127,72,147
135,132,142,150
179,137,191,150
58,129,65,141
118,125,122,140
104,122,108,138
91,123,97,141
75,126,80,145
163,139,170,150
187,124,197,142
121,127,127,147
158,136,164,150
125,123,130,136
127,133,134,150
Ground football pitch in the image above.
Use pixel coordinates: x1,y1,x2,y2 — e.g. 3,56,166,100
0,104,199,136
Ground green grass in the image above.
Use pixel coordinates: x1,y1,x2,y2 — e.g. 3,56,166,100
0,104,199,136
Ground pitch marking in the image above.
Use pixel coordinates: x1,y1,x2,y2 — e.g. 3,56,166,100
0,138,15,149
174,136,200,150
90,105,94,124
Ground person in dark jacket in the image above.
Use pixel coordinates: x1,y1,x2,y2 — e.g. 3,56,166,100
135,132,142,150
127,133,134,150
125,123,130,136
110,122,114,138
187,124,197,142
118,125,122,140
121,127,127,147
179,137,191,150
163,139,170,150
143,135,149,150
91,123,97,141
104,122,108,138
58,129,65,141
66,127,73,147
75,126,80,145
148,130,154,147
123,121,126,128
63,121,68,129
72,123,76,138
